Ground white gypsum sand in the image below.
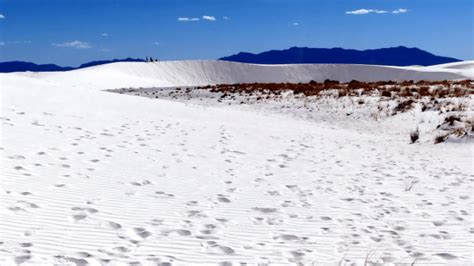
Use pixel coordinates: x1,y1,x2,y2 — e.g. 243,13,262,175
0,61,473,264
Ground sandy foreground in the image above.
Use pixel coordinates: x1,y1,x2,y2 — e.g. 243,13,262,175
0,61,473,265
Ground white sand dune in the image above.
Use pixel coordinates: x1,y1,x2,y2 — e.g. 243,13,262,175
428,60,474,70
11,60,474,90
0,61,473,264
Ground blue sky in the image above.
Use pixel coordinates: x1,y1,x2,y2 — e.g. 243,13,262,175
0,0,472,66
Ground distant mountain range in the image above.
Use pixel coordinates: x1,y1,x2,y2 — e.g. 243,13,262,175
220,46,461,66
0,47,462,73
0,58,145,73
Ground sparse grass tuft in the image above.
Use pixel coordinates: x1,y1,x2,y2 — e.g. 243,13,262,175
381,90,391,97
394,99,414,114
434,134,448,144
405,178,419,191
410,128,419,143
444,115,461,126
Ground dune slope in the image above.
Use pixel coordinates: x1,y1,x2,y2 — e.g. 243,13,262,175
0,62,473,264
11,60,473,91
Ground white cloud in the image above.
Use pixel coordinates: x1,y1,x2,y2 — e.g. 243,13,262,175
393,8,408,14
292,22,299,26
223,16,230,20
0,14,5,19
178,17,200,22
202,15,216,21
346,9,388,15
178,16,217,22
52,40,91,49
346,8,409,15
101,33,109,37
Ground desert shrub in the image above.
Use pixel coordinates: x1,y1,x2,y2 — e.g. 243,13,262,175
434,128,468,144
421,103,428,112
394,99,414,113
192,80,472,108
419,86,431,96
401,80,414,86
347,80,360,89
410,128,419,143
434,134,447,144
400,88,413,97
381,90,391,97
324,79,340,85
338,90,348,97
451,127,469,137
444,115,461,126
405,178,419,191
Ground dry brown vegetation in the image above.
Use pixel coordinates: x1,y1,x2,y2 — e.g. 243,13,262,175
200,79,474,99
198,80,473,144
434,114,473,143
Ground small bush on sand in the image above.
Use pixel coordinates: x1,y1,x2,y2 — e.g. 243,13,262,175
434,134,447,144
410,128,419,143
444,115,461,126
381,90,391,97
394,99,414,114
347,80,360,89
405,178,419,191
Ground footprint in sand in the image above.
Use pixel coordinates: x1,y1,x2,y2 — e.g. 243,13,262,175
71,207,98,214
14,255,32,264
133,227,152,239
18,201,40,209
277,234,301,241
204,242,235,255
105,221,122,230
252,207,278,213
171,229,192,237
55,256,88,266
72,214,87,222
19,243,33,248
216,195,231,203
70,206,98,222
130,180,152,186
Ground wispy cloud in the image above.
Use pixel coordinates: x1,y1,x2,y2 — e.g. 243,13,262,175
292,22,299,26
153,41,160,46
223,16,230,20
178,16,218,22
202,15,216,21
101,33,109,37
0,41,5,46
346,9,387,15
393,8,408,14
346,8,409,15
0,14,5,19
178,17,200,22
52,40,91,49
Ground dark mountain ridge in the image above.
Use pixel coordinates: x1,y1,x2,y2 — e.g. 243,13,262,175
0,58,145,73
220,46,461,66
